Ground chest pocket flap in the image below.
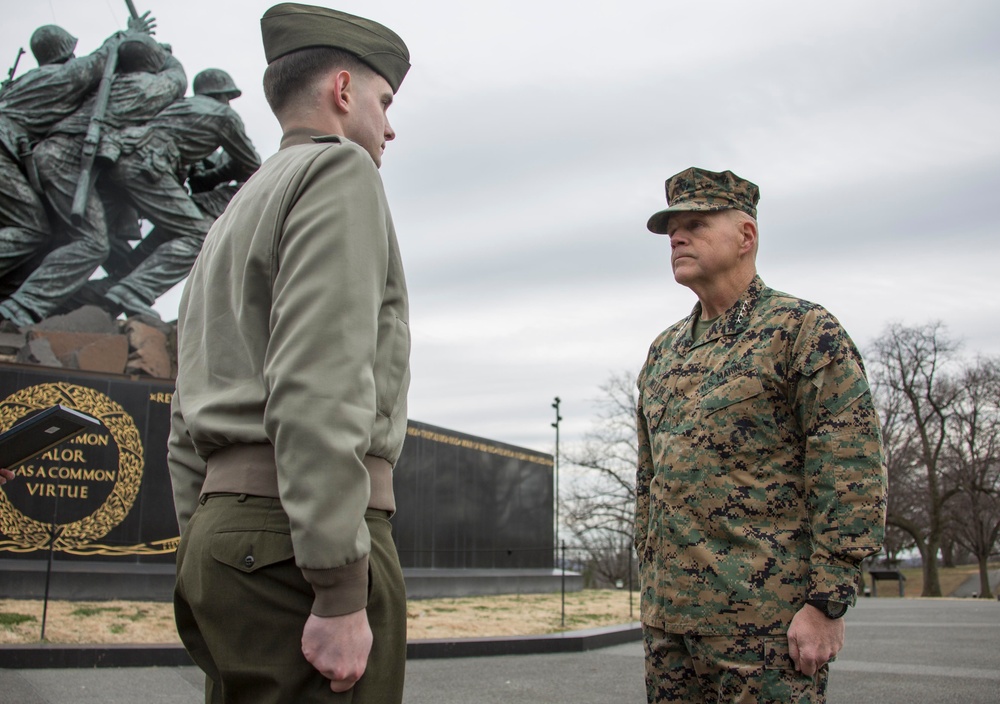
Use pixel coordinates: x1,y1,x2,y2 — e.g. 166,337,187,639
700,372,764,415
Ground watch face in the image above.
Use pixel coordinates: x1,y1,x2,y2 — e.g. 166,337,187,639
826,601,848,618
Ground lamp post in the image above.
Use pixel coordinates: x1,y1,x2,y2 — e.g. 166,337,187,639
551,396,562,560
552,396,564,627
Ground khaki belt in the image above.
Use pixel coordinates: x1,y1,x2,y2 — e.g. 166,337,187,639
202,444,396,513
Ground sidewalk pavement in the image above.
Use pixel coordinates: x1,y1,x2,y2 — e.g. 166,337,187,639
2,598,999,703
950,569,1000,598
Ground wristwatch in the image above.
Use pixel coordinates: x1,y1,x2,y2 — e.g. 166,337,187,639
805,599,848,619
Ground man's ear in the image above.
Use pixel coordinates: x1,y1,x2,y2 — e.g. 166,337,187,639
329,69,352,114
739,217,758,257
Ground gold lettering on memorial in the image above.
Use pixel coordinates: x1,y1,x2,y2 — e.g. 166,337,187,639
39,447,86,463
70,433,110,446
405,426,553,467
26,483,89,499
149,392,173,404
17,464,115,482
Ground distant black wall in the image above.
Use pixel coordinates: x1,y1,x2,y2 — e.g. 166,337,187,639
393,421,554,570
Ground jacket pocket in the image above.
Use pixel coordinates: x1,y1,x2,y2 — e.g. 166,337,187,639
211,529,294,574
700,372,764,415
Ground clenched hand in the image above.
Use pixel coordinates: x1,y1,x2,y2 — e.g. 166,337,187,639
301,608,373,693
787,603,845,676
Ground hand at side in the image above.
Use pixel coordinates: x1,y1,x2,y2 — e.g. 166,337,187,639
301,608,373,693
787,603,845,676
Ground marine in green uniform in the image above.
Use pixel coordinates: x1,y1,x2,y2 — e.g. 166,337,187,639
168,4,411,702
635,168,887,703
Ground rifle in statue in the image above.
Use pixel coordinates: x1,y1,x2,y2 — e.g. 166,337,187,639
70,0,146,226
0,47,25,93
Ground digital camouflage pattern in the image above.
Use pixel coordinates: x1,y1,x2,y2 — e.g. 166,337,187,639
647,167,760,234
635,275,886,636
644,626,827,704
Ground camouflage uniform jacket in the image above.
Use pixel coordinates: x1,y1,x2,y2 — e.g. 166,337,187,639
635,276,886,635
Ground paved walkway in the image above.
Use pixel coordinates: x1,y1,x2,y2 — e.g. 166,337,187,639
2,598,998,703
950,569,1000,598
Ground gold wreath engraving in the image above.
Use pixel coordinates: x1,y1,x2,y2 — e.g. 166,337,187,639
0,383,144,551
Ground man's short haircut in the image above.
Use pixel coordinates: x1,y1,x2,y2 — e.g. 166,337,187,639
262,46,373,114
726,209,759,257
727,209,757,228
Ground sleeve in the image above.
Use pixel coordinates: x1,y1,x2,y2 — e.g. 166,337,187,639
791,309,887,605
217,111,261,181
263,144,388,617
634,365,654,562
166,387,207,533
151,53,187,105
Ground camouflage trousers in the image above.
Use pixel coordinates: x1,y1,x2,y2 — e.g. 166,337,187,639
643,625,828,703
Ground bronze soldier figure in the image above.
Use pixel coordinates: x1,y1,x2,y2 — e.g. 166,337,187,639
0,32,183,326
0,21,148,302
99,67,260,318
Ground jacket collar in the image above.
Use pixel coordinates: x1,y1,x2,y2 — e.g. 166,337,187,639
279,128,343,150
671,275,767,356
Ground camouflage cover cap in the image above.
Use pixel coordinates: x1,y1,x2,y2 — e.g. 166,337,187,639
647,167,760,234
261,3,410,93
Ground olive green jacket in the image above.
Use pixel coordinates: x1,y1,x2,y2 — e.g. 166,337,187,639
635,276,885,635
168,131,409,617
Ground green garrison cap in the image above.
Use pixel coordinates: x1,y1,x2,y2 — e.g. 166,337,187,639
647,167,760,234
261,3,410,93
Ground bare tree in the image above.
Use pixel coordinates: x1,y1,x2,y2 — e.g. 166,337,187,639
946,356,1000,598
562,370,638,587
869,322,962,596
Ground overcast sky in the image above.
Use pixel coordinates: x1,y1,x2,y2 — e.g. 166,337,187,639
4,0,999,455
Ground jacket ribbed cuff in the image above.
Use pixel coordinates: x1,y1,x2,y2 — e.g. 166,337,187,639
301,555,369,617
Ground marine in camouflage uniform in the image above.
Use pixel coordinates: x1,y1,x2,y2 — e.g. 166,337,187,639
635,168,886,703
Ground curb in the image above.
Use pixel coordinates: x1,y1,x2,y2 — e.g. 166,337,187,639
0,623,642,669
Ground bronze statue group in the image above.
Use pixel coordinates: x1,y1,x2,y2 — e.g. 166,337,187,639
0,11,259,325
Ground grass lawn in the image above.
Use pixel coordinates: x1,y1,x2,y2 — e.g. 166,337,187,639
881,561,1000,599
0,588,639,645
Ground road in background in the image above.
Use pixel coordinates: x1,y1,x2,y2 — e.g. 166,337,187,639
1,598,997,703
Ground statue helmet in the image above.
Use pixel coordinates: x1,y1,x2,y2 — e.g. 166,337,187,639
116,34,167,74
30,25,78,66
193,68,242,100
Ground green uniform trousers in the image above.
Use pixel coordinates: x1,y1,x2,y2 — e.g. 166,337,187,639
174,495,406,704
643,625,828,703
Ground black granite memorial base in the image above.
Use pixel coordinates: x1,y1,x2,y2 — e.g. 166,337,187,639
0,623,641,668
0,561,583,602
0,558,176,602
404,568,583,599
